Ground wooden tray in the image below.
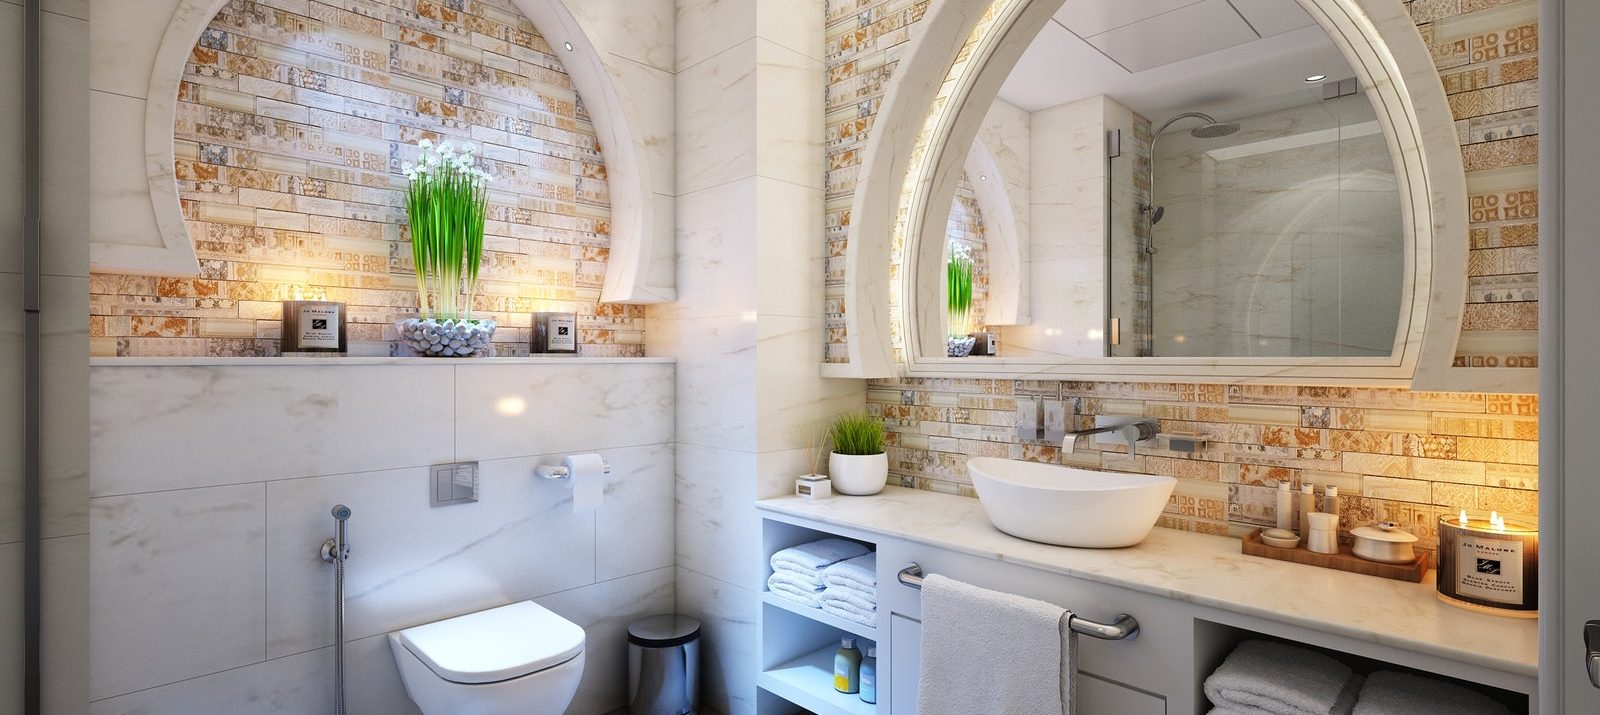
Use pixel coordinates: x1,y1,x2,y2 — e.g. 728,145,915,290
1240,529,1429,583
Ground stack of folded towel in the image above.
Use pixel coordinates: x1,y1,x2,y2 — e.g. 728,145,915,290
1204,640,1364,715
766,538,871,609
820,552,877,626
1352,671,1509,715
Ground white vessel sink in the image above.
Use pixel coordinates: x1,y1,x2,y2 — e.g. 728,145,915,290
968,457,1177,548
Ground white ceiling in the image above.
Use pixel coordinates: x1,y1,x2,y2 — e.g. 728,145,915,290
996,0,1351,118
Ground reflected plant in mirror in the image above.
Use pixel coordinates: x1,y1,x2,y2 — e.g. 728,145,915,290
947,244,975,356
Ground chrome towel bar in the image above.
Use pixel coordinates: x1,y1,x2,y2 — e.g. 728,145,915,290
896,563,1140,641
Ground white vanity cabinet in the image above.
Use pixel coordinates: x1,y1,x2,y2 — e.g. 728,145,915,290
755,488,1538,715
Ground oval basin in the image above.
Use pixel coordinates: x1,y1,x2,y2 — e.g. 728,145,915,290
968,457,1177,548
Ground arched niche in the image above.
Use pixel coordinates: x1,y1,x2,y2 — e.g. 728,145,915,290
103,0,673,304
829,0,1514,392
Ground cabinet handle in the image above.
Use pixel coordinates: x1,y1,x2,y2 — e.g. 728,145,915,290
1586,620,1600,689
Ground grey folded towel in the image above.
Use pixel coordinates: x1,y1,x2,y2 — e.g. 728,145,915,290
1352,671,1509,715
1204,640,1362,715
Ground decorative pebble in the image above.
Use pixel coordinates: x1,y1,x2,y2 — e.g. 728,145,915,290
396,318,497,358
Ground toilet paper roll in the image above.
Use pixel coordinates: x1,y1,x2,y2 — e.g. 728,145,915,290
564,453,607,511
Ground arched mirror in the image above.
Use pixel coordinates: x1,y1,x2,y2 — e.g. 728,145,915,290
874,0,1468,384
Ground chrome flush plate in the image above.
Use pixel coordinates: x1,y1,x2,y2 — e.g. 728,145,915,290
430,462,479,506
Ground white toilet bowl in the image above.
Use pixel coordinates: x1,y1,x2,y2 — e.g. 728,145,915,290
390,600,586,715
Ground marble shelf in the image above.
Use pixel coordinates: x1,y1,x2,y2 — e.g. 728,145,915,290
90,356,674,367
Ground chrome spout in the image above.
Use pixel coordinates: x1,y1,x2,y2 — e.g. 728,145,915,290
1062,418,1159,456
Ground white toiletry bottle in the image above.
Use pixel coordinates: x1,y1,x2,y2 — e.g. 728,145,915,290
1325,485,1341,524
1275,481,1294,531
860,645,877,703
834,637,861,694
1298,482,1316,539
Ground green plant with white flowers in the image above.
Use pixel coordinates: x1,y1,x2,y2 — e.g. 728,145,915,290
403,138,492,321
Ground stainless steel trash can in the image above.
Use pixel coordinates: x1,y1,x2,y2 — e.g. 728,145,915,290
627,615,701,715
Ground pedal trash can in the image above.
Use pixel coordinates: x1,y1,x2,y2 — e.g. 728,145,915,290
627,615,701,715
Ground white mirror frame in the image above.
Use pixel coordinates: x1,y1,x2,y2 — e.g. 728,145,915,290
830,0,1511,390
102,0,675,304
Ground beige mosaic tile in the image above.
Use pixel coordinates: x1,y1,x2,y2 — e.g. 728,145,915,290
869,376,1538,543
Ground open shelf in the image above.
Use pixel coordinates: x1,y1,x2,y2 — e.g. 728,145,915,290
761,592,878,641
758,643,878,715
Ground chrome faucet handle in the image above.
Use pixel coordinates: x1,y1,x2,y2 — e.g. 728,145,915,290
1119,419,1160,456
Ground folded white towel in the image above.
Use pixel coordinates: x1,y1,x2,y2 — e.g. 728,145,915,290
820,599,875,626
820,583,877,613
1204,640,1361,715
917,574,1075,715
766,572,823,608
769,538,870,574
823,579,875,605
824,552,877,591
1352,671,1509,715
770,567,826,590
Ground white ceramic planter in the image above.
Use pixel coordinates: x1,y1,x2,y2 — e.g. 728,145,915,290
828,452,888,496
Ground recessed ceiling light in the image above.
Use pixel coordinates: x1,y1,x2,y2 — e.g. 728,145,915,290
1304,74,1327,83
979,175,988,182
563,41,574,51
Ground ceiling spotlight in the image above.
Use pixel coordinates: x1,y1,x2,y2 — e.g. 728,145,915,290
563,41,574,51
1304,74,1327,83
979,175,988,182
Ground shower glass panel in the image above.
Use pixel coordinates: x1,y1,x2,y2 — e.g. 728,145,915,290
1110,88,1404,358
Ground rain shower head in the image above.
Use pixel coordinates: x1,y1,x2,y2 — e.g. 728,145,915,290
1189,121,1240,138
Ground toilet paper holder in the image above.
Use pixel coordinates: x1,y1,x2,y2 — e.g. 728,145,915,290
536,459,611,479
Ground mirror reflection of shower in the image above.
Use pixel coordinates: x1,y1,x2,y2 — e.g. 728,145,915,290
1139,112,1240,355
1141,112,1240,247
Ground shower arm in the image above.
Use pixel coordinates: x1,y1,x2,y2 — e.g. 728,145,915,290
1143,111,1229,246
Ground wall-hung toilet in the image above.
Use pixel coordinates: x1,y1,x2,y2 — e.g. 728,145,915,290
390,600,586,715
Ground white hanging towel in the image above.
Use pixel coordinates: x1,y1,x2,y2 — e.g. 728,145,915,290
916,574,1077,715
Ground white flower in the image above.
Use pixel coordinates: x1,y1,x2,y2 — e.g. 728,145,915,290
438,140,454,155
418,138,433,150
462,142,477,154
402,161,415,173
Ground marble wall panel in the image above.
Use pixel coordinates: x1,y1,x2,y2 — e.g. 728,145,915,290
89,364,457,496
90,361,675,708
90,483,268,700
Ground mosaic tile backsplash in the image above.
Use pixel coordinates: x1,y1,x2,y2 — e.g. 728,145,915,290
89,0,645,358
823,0,1541,368
869,377,1537,554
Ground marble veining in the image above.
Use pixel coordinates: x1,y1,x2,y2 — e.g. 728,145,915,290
758,485,1538,677
89,361,676,711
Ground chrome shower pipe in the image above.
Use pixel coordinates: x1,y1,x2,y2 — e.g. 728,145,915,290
321,505,352,715
22,0,44,711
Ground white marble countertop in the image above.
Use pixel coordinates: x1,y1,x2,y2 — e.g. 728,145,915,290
757,486,1538,677
90,356,675,367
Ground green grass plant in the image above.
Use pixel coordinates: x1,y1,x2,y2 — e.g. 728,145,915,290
829,413,886,456
948,253,973,338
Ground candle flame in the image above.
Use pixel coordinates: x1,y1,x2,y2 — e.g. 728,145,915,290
1459,509,1468,526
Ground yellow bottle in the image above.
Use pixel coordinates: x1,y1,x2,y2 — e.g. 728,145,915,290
833,637,862,693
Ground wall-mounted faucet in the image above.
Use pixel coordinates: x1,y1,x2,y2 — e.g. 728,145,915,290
1063,418,1160,456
